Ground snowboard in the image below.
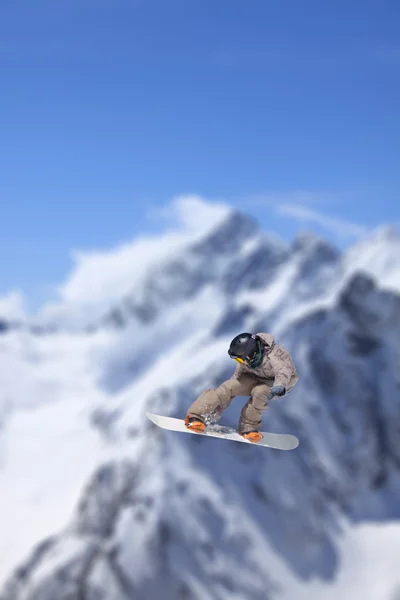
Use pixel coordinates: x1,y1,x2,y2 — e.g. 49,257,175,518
145,412,299,451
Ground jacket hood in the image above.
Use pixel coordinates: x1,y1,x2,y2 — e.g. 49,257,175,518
256,332,275,348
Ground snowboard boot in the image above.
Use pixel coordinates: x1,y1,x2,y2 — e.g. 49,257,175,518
185,415,206,433
241,431,263,443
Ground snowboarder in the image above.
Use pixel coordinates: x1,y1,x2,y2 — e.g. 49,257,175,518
185,332,298,443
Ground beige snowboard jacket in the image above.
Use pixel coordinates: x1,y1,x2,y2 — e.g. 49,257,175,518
232,332,298,392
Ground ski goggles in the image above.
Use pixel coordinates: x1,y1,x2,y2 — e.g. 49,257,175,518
228,349,252,365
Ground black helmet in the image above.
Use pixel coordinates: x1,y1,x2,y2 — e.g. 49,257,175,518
228,333,258,364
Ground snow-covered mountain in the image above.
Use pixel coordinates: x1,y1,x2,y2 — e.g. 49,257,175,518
1,204,400,600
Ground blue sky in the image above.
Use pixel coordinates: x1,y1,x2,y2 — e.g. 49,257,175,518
1,0,399,308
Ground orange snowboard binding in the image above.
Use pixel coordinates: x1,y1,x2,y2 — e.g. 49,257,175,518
241,431,263,443
185,415,206,433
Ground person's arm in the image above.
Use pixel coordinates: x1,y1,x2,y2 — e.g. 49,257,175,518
268,347,295,391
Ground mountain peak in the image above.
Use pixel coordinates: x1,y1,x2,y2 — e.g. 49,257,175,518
290,231,340,270
192,209,260,255
343,224,400,293
292,231,338,254
370,224,399,242
349,224,400,254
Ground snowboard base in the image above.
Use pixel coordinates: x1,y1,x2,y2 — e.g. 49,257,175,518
145,412,299,451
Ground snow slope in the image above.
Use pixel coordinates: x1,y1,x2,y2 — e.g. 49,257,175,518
282,520,400,600
1,202,400,599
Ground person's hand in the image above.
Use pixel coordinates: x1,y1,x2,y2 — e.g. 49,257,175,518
270,385,286,397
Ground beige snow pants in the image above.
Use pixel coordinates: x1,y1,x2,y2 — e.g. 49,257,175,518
186,374,276,433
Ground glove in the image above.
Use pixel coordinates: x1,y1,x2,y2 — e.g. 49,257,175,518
270,385,286,397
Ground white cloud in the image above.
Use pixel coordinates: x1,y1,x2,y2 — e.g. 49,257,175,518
250,190,333,208
275,203,368,240
39,195,231,326
153,194,231,235
59,236,181,307
0,291,26,320
249,193,368,242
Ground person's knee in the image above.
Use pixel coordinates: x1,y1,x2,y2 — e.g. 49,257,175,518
251,390,270,409
216,382,230,401
218,379,240,398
